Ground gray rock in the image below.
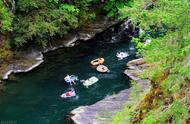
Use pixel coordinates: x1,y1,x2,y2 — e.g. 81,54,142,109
124,69,142,81
1,16,118,81
69,58,149,124
125,58,154,81
2,52,44,80
69,81,147,124
127,58,144,67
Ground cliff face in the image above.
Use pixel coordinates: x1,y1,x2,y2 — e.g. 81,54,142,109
0,17,115,81
0,15,140,83
0,16,118,83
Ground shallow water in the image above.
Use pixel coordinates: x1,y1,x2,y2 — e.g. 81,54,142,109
0,31,136,124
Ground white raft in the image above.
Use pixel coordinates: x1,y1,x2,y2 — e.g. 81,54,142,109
60,89,76,98
96,65,110,73
83,76,99,88
116,52,129,60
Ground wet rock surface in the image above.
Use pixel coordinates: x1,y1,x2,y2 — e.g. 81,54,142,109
0,16,119,81
1,50,43,80
69,89,131,124
69,58,149,124
124,58,145,81
124,58,154,81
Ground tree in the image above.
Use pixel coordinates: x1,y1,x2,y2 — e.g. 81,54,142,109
112,0,190,123
0,0,12,33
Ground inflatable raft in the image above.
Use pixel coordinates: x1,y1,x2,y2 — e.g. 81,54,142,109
116,52,129,60
96,65,110,73
64,75,78,85
90,58,104,66
60,89,76,98
83,76,99,88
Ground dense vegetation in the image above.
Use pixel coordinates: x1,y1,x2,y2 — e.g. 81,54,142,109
0,0,131,60
13,0,99,47
0,0,189,123
1,0,98,47
112,0,190,123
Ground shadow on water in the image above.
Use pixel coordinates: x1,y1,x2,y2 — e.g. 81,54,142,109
0,23,137,124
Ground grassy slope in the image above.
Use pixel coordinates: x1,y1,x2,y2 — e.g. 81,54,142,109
112,0,190,123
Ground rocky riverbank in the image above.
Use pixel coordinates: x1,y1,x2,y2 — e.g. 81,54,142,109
68,58,150,124
0,16,120,83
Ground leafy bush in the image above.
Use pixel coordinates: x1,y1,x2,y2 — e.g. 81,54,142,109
111,81,143,124
104,0,133,17
0,0,12,33
142,100,190,124
112,0,190,123
0,48,13,60
12,0,99,47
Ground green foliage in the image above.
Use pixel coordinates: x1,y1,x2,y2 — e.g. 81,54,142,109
0,48,13,60
0,0,12,33
111,81,142,124
71,0,98,24
128,0,190,83
120,0,190,32
16,0,48,13
112,0,190,123
13,8,73,47
2,0,135,48
104,0,133,17
49,0,59,4
142,100,190,124
73,0,99,9
130,81,141,99
59,4,79,13
11,0,100,47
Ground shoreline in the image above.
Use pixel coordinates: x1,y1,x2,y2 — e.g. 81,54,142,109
0,17,119,82
68,58,150,124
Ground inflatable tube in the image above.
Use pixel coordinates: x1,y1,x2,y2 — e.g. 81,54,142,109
60,89,76,98
116,52,129,60
90,58,104,66
96,65,110,73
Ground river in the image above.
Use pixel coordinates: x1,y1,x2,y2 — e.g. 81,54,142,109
0,25,136,124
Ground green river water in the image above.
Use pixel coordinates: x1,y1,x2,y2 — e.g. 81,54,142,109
0,29,136,124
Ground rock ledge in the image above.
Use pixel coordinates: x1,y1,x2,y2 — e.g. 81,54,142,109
69,58,149,124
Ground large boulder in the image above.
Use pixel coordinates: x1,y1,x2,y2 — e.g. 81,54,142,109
124,58,154,81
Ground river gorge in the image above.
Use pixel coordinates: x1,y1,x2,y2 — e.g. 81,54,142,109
0,22,137,124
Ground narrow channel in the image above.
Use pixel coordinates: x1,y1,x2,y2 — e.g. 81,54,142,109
0,24,136,124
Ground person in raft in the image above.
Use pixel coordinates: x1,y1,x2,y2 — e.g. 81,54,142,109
64,74,78,85
65,88,75,97
60,87,76,98
64,74,72,85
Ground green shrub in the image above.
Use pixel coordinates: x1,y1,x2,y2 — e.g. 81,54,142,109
0,0,12,33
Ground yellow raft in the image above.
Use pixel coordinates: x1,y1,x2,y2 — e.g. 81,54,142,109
90,58,104,66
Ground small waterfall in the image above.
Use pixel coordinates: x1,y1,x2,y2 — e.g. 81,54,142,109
110,19,137,43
